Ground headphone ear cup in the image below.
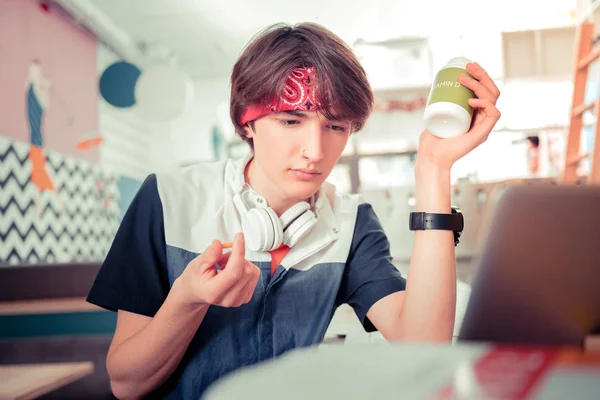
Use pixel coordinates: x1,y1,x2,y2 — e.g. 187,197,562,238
262,206,283,251
240,209,263,252
283,209,317,248
242,207,283,252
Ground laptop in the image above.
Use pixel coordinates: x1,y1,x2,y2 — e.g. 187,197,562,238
458,183,600,347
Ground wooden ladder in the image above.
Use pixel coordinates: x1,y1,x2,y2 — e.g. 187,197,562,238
563,22,600,184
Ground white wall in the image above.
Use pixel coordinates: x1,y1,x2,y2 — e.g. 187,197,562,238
97,44,231,179
97,44,169,181
146,77,231,173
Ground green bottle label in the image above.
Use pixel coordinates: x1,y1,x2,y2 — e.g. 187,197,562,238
427,67,475,116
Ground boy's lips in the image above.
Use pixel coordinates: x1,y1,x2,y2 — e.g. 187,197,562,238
290,168,322,181
291,168,321,175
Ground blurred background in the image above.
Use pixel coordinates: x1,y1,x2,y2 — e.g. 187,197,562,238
0,0,599,398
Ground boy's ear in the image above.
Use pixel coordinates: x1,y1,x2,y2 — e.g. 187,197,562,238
243,122,256,138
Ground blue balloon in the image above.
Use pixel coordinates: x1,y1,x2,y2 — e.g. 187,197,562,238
99,61,141,108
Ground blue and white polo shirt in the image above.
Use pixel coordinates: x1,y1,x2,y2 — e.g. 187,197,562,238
87,153,407,398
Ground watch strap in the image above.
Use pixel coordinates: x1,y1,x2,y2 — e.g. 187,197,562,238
409,210,464,232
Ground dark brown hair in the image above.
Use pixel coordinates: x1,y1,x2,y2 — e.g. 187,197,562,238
230,23,373,148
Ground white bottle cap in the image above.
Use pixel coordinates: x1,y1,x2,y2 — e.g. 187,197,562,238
444,57,472,70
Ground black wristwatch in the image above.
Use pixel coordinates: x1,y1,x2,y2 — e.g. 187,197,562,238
409,207,464,246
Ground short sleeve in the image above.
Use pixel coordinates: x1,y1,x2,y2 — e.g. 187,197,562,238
337,203,407,332
86,174,169,317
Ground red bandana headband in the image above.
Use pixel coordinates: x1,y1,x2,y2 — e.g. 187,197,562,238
239,67,322,126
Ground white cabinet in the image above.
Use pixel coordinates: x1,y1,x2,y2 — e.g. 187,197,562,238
502,26,576,80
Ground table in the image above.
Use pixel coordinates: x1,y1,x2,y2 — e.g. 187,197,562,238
0,362,94,400
203,343,600,400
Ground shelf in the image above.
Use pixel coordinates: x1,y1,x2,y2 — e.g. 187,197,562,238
0,297,101,315
372,84,431,94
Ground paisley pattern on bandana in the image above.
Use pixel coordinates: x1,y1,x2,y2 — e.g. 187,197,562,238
280,67,318,110
239,67,322,126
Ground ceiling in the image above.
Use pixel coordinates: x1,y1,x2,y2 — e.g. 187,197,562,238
60,0,577,81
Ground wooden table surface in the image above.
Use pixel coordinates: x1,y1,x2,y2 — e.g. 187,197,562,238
0,362,94,400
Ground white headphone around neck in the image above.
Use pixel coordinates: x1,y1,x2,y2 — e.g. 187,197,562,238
233,187,318,252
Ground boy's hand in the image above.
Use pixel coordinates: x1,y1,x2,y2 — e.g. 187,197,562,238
175,233,260,308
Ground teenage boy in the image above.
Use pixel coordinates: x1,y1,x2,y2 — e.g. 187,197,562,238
87,22,501,399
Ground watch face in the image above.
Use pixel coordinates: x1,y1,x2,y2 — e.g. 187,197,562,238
451,206,464,233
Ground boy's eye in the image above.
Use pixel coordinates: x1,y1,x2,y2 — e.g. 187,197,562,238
279,119,300,126
329,125,346,132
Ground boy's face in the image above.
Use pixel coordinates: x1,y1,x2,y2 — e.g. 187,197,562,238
245,110,350,203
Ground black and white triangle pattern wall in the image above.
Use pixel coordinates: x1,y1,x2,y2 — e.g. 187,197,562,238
0,137,120,265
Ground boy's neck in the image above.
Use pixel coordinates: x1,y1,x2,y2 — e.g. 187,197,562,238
244,157,304,216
